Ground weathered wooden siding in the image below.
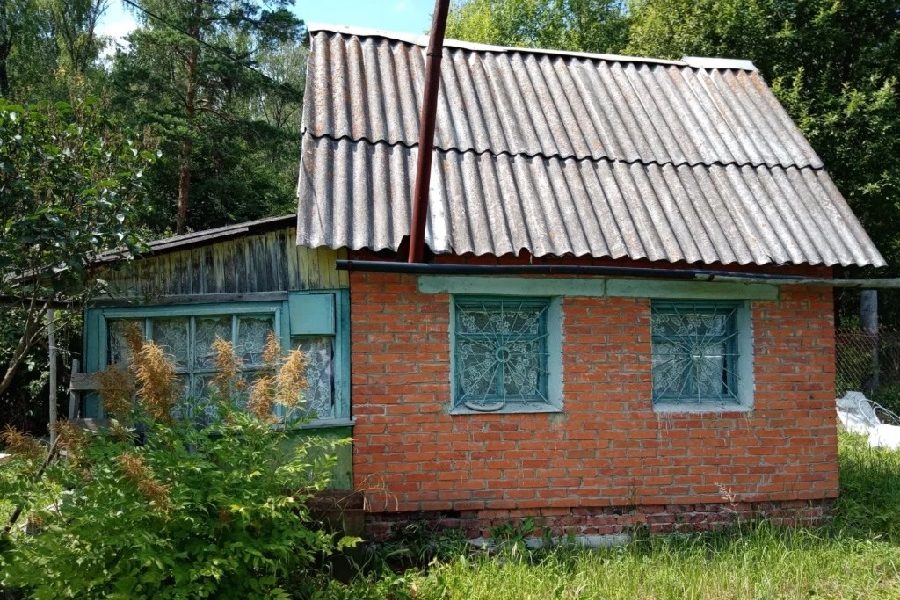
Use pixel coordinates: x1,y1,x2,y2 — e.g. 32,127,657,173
99,227,348,297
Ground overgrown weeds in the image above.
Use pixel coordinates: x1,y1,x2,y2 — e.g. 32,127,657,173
0,335,355,599
316,432,900,600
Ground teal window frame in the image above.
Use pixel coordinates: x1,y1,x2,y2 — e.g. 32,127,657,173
450,295,562,414
650,299,753,410
82,290,351,426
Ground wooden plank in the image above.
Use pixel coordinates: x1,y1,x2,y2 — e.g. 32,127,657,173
191,247,202,295
69,372,101,391
297,245,312,290
89,291,289,307
48,308,57,444
177,250,191,295
222,240,236,292
336,248,350,288
316,247,331,289
286,232,300,290
69,358,80,419
204,246,216,294
235,238,253,292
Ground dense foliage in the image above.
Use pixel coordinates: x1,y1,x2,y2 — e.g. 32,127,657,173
0,334,355,598
446,0,629,53
0,97,155,409
108,0,306,233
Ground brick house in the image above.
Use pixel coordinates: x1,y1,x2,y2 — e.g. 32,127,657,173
83,25,884,539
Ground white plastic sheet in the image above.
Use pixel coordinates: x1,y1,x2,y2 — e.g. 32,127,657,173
837,391,900,450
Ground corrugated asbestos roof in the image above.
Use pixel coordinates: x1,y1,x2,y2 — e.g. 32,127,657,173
296,24,885,267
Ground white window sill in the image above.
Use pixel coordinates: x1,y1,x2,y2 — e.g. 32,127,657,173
450,402,562,416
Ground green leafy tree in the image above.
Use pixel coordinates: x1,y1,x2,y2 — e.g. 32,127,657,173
0,0,44,98
47,0,109,78
446,0,630,53
0,98,156,398
1,0,109,102
109,0,304,233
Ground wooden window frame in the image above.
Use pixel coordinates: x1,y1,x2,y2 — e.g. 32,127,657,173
82,291,351,427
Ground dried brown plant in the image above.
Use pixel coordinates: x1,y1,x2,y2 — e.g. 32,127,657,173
132,341,177,423
274,349,308,410
262,332,281,368
123,321,144,361
247,375,276,422
0,426,44,460
97,366,134,420
116,452,171,512
54,420,88,459
211,336,242,396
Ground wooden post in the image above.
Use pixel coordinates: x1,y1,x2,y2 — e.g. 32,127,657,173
860,289,879,394
47,308,57,444
69,358,80,420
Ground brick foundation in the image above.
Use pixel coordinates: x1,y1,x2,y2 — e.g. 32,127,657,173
364,499,835,541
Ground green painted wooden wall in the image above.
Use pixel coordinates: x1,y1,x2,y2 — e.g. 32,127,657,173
86,225,354,488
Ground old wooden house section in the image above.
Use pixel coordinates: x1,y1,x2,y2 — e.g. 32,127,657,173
84,215,353,487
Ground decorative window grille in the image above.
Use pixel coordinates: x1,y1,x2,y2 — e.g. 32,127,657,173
651,301,742,405
453,297,550,411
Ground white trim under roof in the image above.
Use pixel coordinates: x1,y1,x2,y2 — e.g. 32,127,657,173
682,56,757,71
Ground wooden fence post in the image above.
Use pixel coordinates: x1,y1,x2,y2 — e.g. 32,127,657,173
47,308,57,444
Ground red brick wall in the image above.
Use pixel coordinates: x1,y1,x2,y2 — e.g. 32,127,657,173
350,268,838,527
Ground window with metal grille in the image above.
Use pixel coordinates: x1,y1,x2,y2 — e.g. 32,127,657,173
453,297,550,411
651,301,744,406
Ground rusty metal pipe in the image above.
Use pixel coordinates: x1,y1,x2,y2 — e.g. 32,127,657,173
407,0,450,263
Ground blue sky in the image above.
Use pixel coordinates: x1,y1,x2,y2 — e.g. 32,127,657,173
97,0,436,48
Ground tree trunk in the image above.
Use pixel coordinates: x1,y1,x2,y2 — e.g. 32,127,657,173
0,38,12,98
175,0,202,234
176,138,193,234
0,310,42,397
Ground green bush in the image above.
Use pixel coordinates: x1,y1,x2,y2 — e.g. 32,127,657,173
0,335,356,599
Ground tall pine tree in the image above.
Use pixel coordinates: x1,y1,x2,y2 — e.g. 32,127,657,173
110,0,304,232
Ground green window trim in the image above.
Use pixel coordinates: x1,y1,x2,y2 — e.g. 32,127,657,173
418,275,779,301
82,291,351,426
650,300,754,412
450,295,563,415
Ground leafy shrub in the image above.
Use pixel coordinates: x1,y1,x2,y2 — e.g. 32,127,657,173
0,333,356,598
375,521,471,569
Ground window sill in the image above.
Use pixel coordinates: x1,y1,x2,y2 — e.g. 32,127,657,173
278,418,355,430
652,401,751,414
450,402,562,416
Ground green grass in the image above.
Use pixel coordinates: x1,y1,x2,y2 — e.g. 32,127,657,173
318,432,900,600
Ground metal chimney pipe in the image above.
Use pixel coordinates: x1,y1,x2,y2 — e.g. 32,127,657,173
407,0,450,263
